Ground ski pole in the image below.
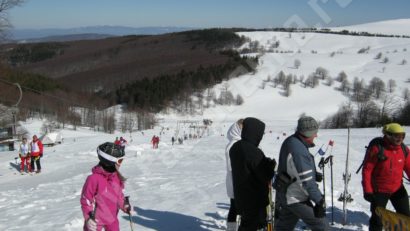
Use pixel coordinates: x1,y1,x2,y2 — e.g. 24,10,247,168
125,196,135,231
89,203,97,223
326,155,334,225
318,157,326,199
266,180,274,231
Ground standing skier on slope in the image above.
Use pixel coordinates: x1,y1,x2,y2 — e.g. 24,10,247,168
274,116,329,231
18,137,31,173
80,142,133,231
30,135,43,173
225,119,244,231
362,123,410,231
230,117,276,231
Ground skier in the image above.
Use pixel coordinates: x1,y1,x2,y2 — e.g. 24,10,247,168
274,116,329,231
230,117,276,231
171,136,175,145
155,136,160,149
151,135,156,149
119,137,127,151
80,142,132,231
30,135,43,173
114,137,121,146
362,123,410,231
225,119,243,231
18,137,31,173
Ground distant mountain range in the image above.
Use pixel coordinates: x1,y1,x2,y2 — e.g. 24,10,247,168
10,26,195,42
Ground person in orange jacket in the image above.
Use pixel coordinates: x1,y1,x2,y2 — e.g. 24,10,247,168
30,135,43,173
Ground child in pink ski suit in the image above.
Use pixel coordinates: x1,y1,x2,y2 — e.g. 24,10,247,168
80,142,132,231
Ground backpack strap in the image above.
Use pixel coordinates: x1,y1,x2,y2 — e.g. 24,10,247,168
356,137,384,174
401,143,408,158
376,141,386,161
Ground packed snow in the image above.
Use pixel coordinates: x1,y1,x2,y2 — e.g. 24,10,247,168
1,19,410,230
330,19,410,37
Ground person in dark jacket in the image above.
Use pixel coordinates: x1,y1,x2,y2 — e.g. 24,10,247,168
274,116,329,231
362,123,410,231
230,117,276,231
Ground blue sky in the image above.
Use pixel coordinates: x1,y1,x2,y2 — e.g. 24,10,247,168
9,0,410,29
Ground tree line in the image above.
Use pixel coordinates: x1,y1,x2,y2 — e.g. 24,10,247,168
109,51,257,113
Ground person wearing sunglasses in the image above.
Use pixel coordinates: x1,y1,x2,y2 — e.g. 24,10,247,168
362,123,410,231
80,142,132,231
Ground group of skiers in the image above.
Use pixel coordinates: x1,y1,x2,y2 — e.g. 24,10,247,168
18,134,43,174
76,118,410,231
151,135,160,149
113,136,127,151
225,116,410,231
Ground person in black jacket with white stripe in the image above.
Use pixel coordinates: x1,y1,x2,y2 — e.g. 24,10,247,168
230,117,277,231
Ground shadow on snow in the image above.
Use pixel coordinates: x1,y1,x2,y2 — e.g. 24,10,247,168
294,206,369,230
123,206,224,231
9,162,20,172
216,202,370,231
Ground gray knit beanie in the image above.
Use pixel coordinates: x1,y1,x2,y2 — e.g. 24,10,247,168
297,116,319,138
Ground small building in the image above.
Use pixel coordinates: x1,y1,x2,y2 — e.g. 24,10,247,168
41,132,63,146
0,127,15,151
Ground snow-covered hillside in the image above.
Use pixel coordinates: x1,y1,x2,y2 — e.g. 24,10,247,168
2,19,410,231
186,25,410,123
331,19,410,36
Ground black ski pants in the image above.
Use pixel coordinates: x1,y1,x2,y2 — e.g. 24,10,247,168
238,206,267,231
369,185,410,231
227,198,238,222
31,156,41,172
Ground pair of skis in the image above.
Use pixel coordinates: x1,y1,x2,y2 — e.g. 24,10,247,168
338,128,353,226
266,180,275,231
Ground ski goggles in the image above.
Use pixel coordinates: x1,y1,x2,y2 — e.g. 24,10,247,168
386,132,405,139
97,148,125,165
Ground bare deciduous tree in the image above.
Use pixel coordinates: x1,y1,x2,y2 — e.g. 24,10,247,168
235,94,244,105
403,88,410,100
0,0,25,39
294,59,301,69
382,57,389,63
368,77,385,99
336,71,347,82
387,79,396,93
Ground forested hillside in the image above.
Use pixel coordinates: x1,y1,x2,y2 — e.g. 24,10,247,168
0,29,257,130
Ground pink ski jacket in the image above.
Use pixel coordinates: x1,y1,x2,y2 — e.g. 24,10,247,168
80,165,126,231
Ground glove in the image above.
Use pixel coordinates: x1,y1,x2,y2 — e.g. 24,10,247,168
313,198,326,218
124,204,131,214
316,172,323,182
124,197,132,214
85,218,97,231
364,193,374,203
40,153,43,157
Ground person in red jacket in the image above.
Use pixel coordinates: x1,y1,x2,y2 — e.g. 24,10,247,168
30,135,44,173
114,137,121,146
362,123,410,231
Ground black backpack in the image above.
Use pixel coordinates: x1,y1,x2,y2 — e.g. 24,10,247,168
355,137,408,174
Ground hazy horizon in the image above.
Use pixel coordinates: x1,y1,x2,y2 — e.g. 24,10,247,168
9,0,410,30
